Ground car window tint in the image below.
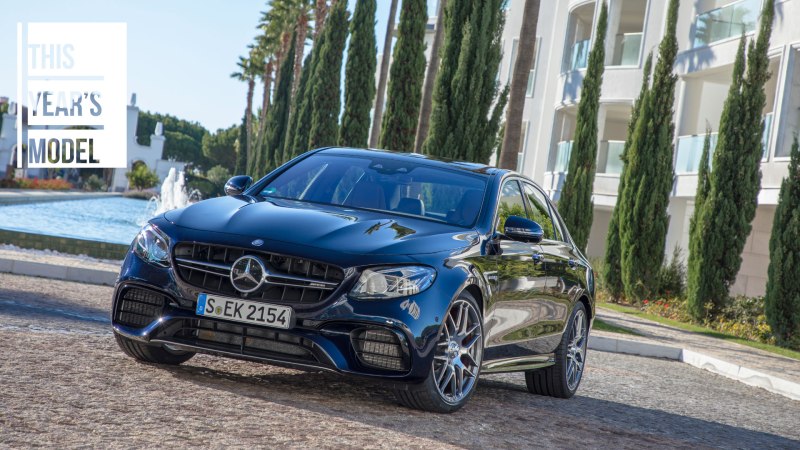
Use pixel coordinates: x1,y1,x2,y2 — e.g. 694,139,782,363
258,153,487,227
331,166,366,204
522,183,556,240
497,180,527,233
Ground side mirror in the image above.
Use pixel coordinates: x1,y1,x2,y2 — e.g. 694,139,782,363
503,215,544,243
224,175,253,196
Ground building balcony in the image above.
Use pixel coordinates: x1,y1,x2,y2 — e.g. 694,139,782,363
611,32,642,66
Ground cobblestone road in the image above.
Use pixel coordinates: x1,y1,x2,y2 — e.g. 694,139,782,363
1,273,798,449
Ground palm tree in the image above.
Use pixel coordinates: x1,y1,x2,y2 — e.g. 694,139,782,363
230,51,258,172
369,0,399,148
498,0,540,170
414,0,447,153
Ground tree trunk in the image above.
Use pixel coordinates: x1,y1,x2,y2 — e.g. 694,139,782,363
414,0,447,153
245,77,255,172
498,0,540,170
253,59,275,174
369,0,399,148
314,0,329,41
292,13,309,101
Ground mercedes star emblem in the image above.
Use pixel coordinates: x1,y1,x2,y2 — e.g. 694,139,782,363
230,255,266,293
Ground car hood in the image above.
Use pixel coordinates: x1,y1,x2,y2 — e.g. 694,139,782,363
163,196,478,256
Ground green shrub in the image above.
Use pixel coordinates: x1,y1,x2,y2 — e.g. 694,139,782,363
125,164,159,191
656,246,686,299
84,174,106,192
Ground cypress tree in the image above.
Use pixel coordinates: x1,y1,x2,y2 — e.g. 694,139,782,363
421,0,507,163
340,0,377,148
686,129,713,316
262,36,296,173
288,29,327,159
283,52,313,164
765,135,800,348
617,0,679,302
308,0,349,149
688,0,775,317
603,52,652,300
558,1,607,252
378,0,427,152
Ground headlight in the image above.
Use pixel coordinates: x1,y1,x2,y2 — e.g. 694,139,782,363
133,224,170,267
350,266,436,299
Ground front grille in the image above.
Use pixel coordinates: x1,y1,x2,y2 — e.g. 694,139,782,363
351,328,410,372
173,242,346,304
115,287,165,327
158,319,318,362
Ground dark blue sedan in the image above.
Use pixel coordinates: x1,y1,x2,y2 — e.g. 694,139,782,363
112,148,594,412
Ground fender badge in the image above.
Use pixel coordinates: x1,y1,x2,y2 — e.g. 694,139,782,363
251,239,265,247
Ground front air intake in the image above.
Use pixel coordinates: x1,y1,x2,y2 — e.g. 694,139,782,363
115,287,166,327
351,328,410,372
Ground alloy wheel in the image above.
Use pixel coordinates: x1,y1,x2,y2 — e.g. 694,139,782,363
566,309,587,391
432,299,483,404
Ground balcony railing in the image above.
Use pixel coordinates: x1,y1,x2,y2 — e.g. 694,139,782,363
598,141,625,174
675,134,718,174
569,39,590,71
693,0,760,48
675,113,773,174
612,33,642,66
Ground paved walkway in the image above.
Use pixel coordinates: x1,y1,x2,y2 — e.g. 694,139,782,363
595,306,800,387
0,189,121,205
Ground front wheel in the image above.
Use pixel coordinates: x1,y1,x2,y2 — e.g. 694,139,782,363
394,292,484,413
525,302,588,398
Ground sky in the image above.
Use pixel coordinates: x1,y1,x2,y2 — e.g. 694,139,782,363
1,0,438,132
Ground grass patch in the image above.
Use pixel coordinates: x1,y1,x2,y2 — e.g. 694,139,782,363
598,301,800,361
592,318,641,336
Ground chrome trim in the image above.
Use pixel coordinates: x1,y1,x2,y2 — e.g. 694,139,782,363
481,354,556,373
175,257,231,271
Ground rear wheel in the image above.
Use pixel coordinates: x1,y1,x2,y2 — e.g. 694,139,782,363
114,333,195,365
394,292,484,413
525,302,588,398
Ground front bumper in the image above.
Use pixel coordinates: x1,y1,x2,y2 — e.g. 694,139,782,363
112,253,453,382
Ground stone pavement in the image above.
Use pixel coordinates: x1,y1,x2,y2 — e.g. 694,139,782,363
594,306,800,399
0,189,121,205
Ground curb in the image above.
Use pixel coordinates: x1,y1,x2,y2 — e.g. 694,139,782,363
0,258,117,286
589,335,800,401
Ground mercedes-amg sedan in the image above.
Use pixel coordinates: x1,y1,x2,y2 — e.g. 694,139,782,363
112,148,594,412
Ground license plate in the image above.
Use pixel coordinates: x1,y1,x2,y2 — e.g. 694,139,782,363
196,293,293,330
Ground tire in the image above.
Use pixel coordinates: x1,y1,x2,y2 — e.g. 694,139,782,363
525,302,589,398
394,291,484,413
114,332,195,365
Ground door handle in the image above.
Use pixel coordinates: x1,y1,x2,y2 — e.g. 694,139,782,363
531,252,544,264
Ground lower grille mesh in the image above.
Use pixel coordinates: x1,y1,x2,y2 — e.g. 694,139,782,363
115,288,165,327
351,328,409,372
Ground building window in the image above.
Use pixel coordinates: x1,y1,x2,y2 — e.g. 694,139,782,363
610,0,647,66
562,3,595,72
507,38,519,83
526,38,541,97
693,0,761,48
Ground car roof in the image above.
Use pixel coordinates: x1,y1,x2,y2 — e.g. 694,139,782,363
317,147,507,177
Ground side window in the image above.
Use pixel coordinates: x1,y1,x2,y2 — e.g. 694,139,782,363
522,183,557,241
497,180,528,233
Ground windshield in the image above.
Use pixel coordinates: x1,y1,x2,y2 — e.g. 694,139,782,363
257,153,487,227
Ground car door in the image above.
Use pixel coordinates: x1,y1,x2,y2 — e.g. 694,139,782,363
484,179,550,349
522,182,581,334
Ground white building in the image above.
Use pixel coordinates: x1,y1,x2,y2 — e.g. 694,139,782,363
0,94,186,192
500,0,800,297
